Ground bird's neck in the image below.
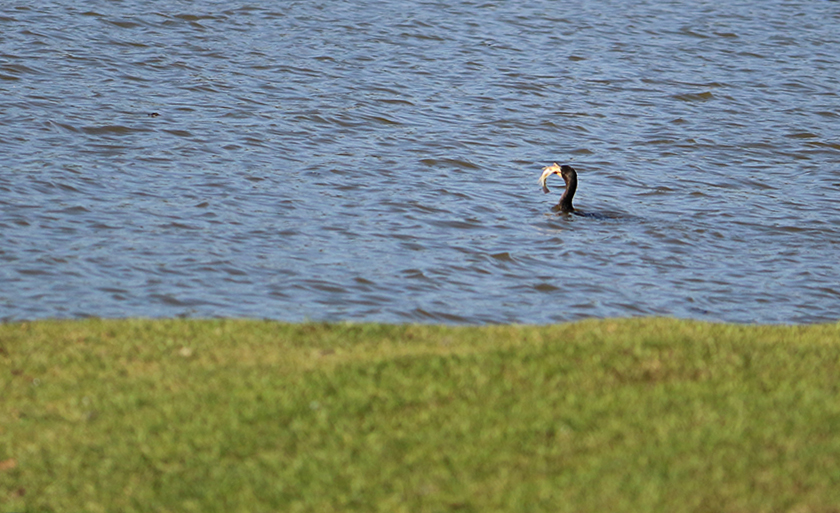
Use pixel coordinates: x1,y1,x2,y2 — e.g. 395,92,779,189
559,174,577,212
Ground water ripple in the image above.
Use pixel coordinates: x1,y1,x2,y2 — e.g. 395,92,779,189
2,0,839,324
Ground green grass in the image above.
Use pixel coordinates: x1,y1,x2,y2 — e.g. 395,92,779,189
3,318,840,512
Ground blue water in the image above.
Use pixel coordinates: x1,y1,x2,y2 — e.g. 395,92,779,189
2,1,839,323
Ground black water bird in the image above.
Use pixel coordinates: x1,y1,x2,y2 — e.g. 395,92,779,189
539,163,579,213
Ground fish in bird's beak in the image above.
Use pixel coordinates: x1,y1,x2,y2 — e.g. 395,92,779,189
539,163,561,193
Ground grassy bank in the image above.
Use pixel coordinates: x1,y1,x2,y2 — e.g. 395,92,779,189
2,318,840,512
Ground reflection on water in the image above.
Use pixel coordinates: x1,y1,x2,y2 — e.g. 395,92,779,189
1,0,839,324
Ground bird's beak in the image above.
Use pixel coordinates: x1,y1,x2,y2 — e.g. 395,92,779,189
539,167,555,193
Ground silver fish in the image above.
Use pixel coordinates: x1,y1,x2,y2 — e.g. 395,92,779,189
539,163,561,194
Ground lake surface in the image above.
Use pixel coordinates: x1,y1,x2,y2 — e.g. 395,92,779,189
2,0,839,324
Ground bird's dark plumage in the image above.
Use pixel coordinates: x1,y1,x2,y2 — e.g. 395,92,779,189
539,163,578,213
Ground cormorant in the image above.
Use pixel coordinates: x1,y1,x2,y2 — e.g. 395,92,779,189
539,163,578,213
